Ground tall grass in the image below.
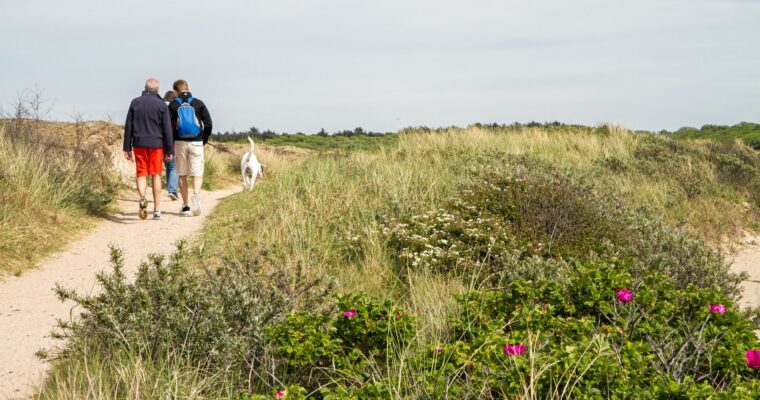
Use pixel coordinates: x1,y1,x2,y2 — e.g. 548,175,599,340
201,126,758,292
37,349,231,400
0,127,118,274
40,125,760,398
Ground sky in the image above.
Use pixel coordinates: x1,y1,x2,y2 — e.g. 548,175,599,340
1,0,758,133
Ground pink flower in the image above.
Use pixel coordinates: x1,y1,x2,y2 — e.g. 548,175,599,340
504,344,526,356
615,288,633,303
746,350,760,369
709,304,727,314
435,346,443,353
342,308,357,318
275,390,286,399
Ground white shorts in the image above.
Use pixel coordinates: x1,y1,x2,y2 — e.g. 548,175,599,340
175,140,204,177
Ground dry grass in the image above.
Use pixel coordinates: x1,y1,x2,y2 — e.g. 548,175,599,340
0,123,120,275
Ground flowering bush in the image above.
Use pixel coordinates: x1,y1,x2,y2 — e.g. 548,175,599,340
266,293,415,389
251,259,760,398
382,161,742,297
425,260,760,398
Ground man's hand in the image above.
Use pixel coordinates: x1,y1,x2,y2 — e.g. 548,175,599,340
123,151,133,161
165,154,173,162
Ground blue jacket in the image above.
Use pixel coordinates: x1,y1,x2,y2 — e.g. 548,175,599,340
123,91,174,155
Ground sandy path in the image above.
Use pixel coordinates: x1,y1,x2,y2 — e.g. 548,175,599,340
730,235,760,309
0,187,239,400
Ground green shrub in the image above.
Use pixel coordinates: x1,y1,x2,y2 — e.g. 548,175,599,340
382,159,742,297
49,244,332,385
239,261,760,399
423,261,760,398
267,293,415,389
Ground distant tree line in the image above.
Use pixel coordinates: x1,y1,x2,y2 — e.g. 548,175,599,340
659,122,760,149
212,126,390,142
211,121,760,148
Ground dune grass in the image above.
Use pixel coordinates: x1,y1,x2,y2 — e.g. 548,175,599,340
0,126,119,275
39,125,760,398
37,349,232,400
200,125,760,286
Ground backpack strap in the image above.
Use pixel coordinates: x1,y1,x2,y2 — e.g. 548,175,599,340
175,96,194,105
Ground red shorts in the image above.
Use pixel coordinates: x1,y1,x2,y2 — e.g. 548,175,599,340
133,147,164,177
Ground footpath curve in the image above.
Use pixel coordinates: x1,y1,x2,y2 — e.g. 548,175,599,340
0,187,239,399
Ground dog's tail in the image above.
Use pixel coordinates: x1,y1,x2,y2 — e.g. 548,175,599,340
247,136,255,154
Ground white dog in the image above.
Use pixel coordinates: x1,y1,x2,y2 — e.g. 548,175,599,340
241,136,263,191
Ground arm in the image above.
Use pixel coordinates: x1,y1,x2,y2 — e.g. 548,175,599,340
199,101,213,145
122,103,134,159
161,104,174,157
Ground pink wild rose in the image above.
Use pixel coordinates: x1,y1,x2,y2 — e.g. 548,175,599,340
435,346,443,353
275,390,286,399
746,350,760,369
343,308,357,318
504,344,526,356
709,303,727,314
616,288,633,303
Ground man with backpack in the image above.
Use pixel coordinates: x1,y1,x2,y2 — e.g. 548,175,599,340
123,78,174,220
168,79,213,216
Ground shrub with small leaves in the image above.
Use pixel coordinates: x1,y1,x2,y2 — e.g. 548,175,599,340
50,243,332,385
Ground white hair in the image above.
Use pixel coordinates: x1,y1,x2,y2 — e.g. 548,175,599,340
144,78,160,93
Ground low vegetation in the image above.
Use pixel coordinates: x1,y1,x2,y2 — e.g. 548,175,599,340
39,125,760,398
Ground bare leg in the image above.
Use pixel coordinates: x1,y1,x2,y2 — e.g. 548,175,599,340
192,175,203,194
136,176,147,199
152,174,162,211
179,175,189,204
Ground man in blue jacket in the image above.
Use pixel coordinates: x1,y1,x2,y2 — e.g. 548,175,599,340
122,78,174,220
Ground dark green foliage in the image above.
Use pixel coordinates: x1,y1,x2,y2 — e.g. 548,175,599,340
425,261,760,399
267,293,415,390
240,262,760,399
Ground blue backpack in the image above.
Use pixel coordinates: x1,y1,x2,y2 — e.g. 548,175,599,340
175,97,202,138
